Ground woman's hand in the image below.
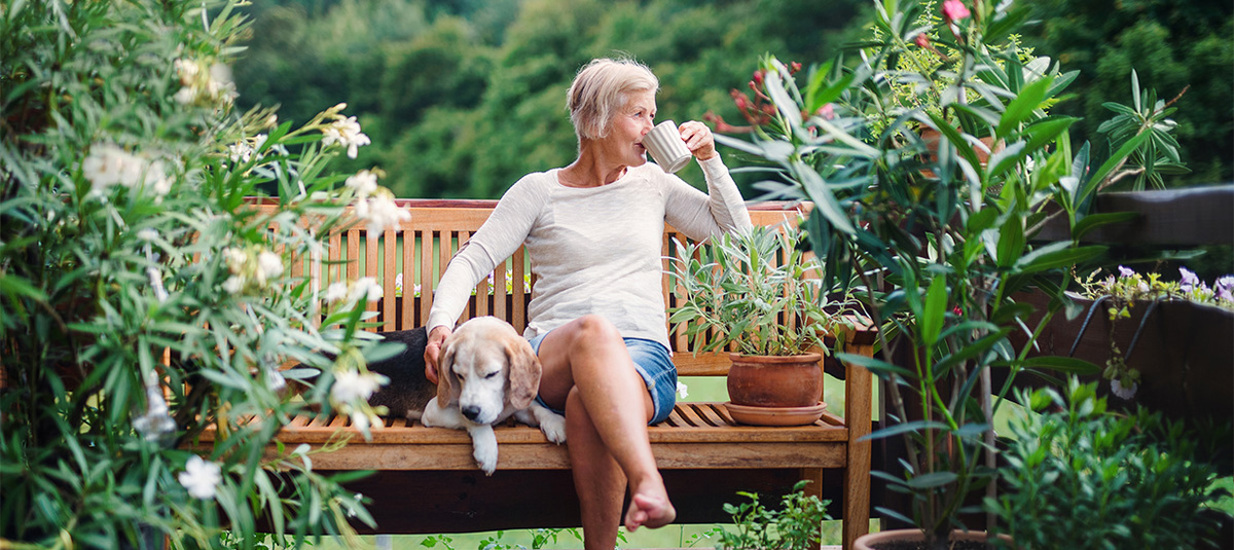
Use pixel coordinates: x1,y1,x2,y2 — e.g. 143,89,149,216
679,120,717,161
424,325,452,384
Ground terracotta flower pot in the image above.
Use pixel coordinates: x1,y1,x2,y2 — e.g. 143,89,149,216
726,353,823,408
855,528,1013,550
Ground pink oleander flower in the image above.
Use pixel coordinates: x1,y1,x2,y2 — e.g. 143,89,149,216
942,0,971,22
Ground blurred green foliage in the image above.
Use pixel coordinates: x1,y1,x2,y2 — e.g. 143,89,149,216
1019,0,1233,187
232,0,1231,199
232,0,870,199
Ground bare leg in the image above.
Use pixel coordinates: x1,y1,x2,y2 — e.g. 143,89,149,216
537,315,676,549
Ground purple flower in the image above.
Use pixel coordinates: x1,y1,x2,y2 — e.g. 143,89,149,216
1179,267,1200,291
1219,287,1234,303
1117,265,1136,279
1216,275,1234,295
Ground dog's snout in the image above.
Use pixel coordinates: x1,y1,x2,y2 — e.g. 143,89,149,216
461,405,482,421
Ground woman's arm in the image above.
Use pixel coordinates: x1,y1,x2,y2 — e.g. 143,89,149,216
423,178,544,380
663,152,753,240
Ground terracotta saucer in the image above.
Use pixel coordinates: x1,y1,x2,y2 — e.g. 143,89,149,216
723,401,827,426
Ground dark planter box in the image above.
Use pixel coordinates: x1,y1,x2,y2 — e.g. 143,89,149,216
1020,294,1233,423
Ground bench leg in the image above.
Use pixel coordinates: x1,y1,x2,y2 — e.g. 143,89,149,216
843,353,874,549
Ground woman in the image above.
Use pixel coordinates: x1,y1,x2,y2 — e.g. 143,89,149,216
423,57,751,548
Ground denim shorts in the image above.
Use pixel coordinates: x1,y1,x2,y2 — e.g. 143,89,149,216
528,332,677,425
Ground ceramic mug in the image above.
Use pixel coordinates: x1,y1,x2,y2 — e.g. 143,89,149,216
642,120,692,173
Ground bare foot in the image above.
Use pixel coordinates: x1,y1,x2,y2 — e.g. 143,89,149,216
624,492,676,531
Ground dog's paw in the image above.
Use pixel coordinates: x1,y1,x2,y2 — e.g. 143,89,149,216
468,424,499,476
473,436,498,475
538,411,567,444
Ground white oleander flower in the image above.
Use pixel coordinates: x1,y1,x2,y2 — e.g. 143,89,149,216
222,275,244,294
324,281,349,303
179,455,222,500
82,144,143,192
264,365,287,392
255,250,284,284
174,87,195,104
174,58,200,84
346,170,379,198
227,134,267,164
361,193,410,236
350,410,371,432
676,381,689,399
1110,378,1138,400
133,383,175,440
321,116,370,159
331,370,385,404
206,63,238,104
348,277,383,303
147,266,169,303
223,247,247,275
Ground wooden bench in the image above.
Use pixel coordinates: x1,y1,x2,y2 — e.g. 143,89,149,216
203,199,875,546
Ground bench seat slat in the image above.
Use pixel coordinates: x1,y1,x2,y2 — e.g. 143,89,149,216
199,403,847,447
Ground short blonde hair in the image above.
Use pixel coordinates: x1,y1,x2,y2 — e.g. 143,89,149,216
567,58,659,141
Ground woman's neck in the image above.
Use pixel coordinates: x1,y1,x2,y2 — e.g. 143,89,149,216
559,143,627,188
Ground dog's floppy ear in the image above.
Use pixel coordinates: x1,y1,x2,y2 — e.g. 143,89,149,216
505,336,542,410
436,337,461,406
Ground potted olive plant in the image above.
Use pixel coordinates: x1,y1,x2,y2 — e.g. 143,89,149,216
711,0,1187,546
668,221,859,425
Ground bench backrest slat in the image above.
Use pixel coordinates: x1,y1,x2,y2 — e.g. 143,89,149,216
256,199,809,375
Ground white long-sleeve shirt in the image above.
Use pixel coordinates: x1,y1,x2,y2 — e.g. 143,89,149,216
426,155,752,350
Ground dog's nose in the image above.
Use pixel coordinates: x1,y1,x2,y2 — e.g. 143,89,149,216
461,406,481,421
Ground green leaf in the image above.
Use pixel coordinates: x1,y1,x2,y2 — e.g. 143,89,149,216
996,214,1025,269
862,420,953,441
1023,117,1078,155
0,274,46,301
764,69,803,131
996,75,1055,140
1013,244,1104,274
919,277,947,345
714,134,765,156
1080,131,1150,202
1020,355,1102,375
806,69,855,115
926,113,982,170
835,352,914,379
1072,211,1138,240
794,163,856,235
906,471,958,489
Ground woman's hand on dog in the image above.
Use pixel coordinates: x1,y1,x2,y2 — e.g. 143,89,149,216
424,325,452,384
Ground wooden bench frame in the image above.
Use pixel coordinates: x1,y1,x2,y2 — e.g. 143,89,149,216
207,199,874,546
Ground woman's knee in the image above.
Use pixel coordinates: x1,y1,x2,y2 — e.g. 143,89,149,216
571,314,623,347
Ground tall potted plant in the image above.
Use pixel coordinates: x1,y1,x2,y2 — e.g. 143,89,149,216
669,221,860,425
712,0,1186,546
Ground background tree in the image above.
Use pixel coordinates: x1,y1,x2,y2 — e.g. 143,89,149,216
233,0,870,198
1019,0,1233,187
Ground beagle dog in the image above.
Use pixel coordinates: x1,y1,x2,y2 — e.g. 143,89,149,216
421,316,567,475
